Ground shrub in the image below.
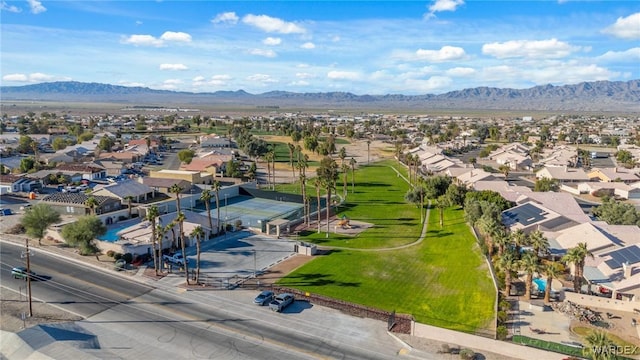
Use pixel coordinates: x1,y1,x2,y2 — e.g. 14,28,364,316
459,348,475,360
7,223,26,234
497,310,508,325
496,325,508,340
122,253,133,264
439,344,451,354
106,250,115,257
113,253,123,261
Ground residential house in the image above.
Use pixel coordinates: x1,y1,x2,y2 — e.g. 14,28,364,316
471,180,531,202
538,146,577,167
149,169,213,185
181,155,230,176
39,152,74,166
91,159,128,177
454,168,503,187
536,166,589,184
0,174,23,194
588,167,639,184
98,151,142,164
0,155,27,173
577,181,640,200
41,192,121,216
140,177,192,195
92,179,156,203
501,201,578,234
57,164,106,181
200,134,231,148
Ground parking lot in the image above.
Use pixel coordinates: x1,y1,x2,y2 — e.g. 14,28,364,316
160,230,298,288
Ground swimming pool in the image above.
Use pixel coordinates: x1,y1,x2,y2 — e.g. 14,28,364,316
98,219,140,242
533,278,546,292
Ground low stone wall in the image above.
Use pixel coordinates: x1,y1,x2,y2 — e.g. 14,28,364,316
271,286,413,334
564,291,639,313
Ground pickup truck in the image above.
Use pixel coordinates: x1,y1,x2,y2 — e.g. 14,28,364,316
162,253,188,266
269,293,294,312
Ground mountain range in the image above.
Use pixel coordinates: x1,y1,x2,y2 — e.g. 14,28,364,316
2,80,639,112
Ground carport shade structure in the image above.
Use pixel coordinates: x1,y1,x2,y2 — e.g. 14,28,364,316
266,218,290,237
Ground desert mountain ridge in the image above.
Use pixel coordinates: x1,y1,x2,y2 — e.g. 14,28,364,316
2,80,639,112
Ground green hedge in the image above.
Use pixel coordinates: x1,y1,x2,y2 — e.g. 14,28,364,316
512,335,583,357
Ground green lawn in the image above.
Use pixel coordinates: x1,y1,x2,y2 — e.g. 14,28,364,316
277,161,496,334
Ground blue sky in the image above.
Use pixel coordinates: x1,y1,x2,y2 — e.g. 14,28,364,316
1,0,639,95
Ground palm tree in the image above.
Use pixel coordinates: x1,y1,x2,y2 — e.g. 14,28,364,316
528,229,549,261
519,251,541,300
435,195,448,229
212,181,221,234
338,147,347,166
264,151,273,190
541,260,564,303
563,242,594,293
169,183,184,214
190,226,205,283
199,189,213,237
156,223,171,273
317,156,338,238
496,249,518,296
493,229,510,257
146,205,160,275
478,216,501,257
341,163,349,198
313,178,322,233
175,211,189,285
510,229,528,255
124,195,134,218
349,157,356,194
287,143,295,181
582,330,616,360
84,196,98,215
366,139,371,164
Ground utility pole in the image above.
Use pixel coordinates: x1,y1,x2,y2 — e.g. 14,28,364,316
24,238,33,317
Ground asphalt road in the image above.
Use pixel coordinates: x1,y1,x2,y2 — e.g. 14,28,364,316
1,240,416,359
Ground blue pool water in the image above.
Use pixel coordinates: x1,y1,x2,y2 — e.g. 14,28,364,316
533,278,546,292
98,220,140,242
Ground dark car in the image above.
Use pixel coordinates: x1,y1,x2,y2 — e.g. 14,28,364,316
11,266,37,280
269,293,294,312
253,290,274,306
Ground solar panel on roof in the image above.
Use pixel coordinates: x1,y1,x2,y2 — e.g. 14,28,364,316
604,246,640,269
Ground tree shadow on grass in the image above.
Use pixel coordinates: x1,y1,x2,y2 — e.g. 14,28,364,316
281,272,361,287
426,230,454,238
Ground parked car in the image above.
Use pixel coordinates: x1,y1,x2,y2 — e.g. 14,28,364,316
269,293,294,312
11,266,37,280
162,253,188,266
253,290,274,306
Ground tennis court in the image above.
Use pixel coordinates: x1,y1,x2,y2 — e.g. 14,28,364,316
199,195,304,232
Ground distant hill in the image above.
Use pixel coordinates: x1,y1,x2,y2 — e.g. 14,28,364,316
2,80,639,112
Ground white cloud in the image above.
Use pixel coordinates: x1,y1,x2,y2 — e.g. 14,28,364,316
159,63,189,71
164,79,182,85
3,73,28,81
289,80,309,86
263,37,282,45
301,42,315,49
425,0,464,19
121,32,191,47
446,67,476,77
3,72,64,82
597,47,640,62
248,48,277,58
404,76,453,93
121,34,164,47
242,14,306,34
602,13,640,40
135,20,142,26
429,0,464,13
192,76,205,82
211,12,239,24
1,1,21,12
327,71,360,80
246,74,278,84
296,72,314,79
160,31,192,43
415,46,466,62
26,0,45,14
192,74,233,87
118,81,146,87
482,39,580,59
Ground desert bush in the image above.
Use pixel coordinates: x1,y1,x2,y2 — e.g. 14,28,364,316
459,348,475,360
496,325,508,340
106,250,115,257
